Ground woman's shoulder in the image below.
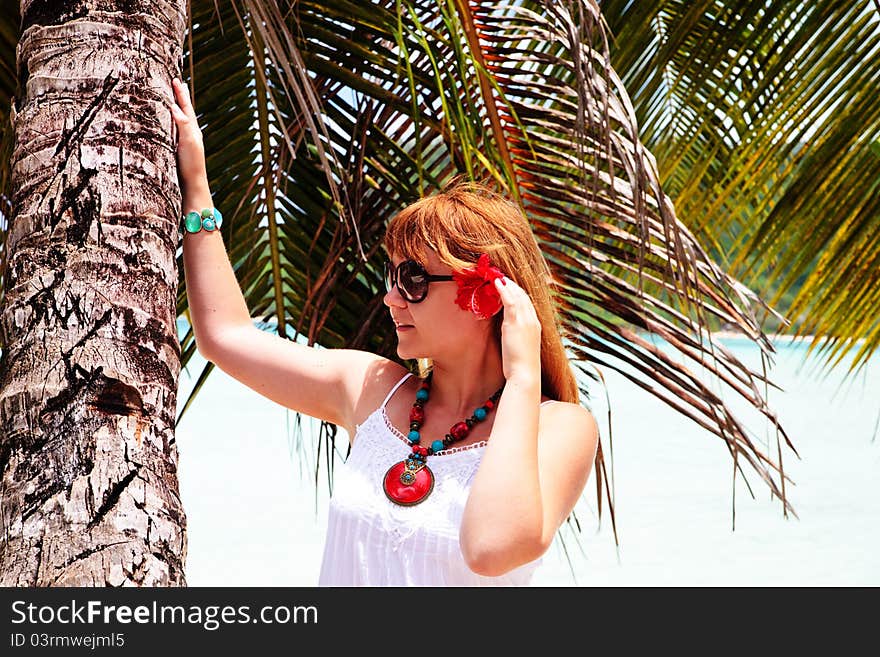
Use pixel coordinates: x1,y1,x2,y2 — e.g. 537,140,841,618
346,359,413,434
365,359,414,391
337,352,411,394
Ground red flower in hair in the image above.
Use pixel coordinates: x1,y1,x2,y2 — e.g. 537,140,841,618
453,254,505,319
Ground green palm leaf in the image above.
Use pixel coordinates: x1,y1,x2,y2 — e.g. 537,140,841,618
602,0,880,373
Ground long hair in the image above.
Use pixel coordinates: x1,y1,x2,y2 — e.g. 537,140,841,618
382,181,580,404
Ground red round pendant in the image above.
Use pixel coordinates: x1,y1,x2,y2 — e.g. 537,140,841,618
383,459,434,506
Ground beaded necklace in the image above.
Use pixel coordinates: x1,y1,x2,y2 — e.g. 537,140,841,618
382,370,505,506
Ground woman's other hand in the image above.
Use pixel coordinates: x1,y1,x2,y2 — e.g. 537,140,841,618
493,275,542,384
169,78,208,196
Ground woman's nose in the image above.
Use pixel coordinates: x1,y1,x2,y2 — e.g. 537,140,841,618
383,286,406,308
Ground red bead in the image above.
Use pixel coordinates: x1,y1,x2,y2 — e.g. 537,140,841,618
409,406,425,424
450,422,469,440
419,446,428,456
412,445,420,453
484,400,494,410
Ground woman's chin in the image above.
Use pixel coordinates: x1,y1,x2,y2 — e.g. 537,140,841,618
396,345,425,361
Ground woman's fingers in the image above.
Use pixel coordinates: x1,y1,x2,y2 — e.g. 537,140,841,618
494,276,517,303
494,276,539,321
170,79,206,149
172,78,186,102
169,81,187,126
169,77,207,179
492,275,542,381
169,99,186,122
171,78,196,118
494,276,527,306
494,276,523,316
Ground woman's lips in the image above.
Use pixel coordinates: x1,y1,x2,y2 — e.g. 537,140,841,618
396,325,414,331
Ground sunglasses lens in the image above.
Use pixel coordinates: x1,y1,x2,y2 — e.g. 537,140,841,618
398,261,428,302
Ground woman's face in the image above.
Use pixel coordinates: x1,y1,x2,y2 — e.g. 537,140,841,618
383,248,491,360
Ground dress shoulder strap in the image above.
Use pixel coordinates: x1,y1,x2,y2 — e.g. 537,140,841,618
380,371,414,410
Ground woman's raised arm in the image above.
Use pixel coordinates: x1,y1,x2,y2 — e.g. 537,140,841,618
169,78,396,433
171,78,251,351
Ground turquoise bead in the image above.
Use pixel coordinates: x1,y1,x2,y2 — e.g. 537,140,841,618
416,389,429,402
408,430,420,442
184,211,202,233
474,407,487,420
214,208,223,228
431,440,444,453
202,217,216,231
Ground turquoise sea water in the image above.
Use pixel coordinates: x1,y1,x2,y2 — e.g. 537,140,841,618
175,335,879,586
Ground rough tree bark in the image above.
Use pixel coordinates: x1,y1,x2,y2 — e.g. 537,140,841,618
0,0,187,585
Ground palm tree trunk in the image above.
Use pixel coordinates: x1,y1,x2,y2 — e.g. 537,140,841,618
0,0,187,585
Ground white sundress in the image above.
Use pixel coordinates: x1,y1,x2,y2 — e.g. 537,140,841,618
318,372,551,586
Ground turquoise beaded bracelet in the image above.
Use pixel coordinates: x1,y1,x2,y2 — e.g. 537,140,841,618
183,208,223,233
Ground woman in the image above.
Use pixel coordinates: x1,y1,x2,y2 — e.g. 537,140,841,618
170,78,599,586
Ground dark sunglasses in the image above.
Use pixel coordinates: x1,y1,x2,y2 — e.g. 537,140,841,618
384,259,454,303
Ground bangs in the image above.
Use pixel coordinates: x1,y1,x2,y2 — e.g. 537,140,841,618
383,197,458,267
382,203,432,265
382,194,499,269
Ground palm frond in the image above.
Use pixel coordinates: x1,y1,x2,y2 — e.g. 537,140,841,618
601,0,880,373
